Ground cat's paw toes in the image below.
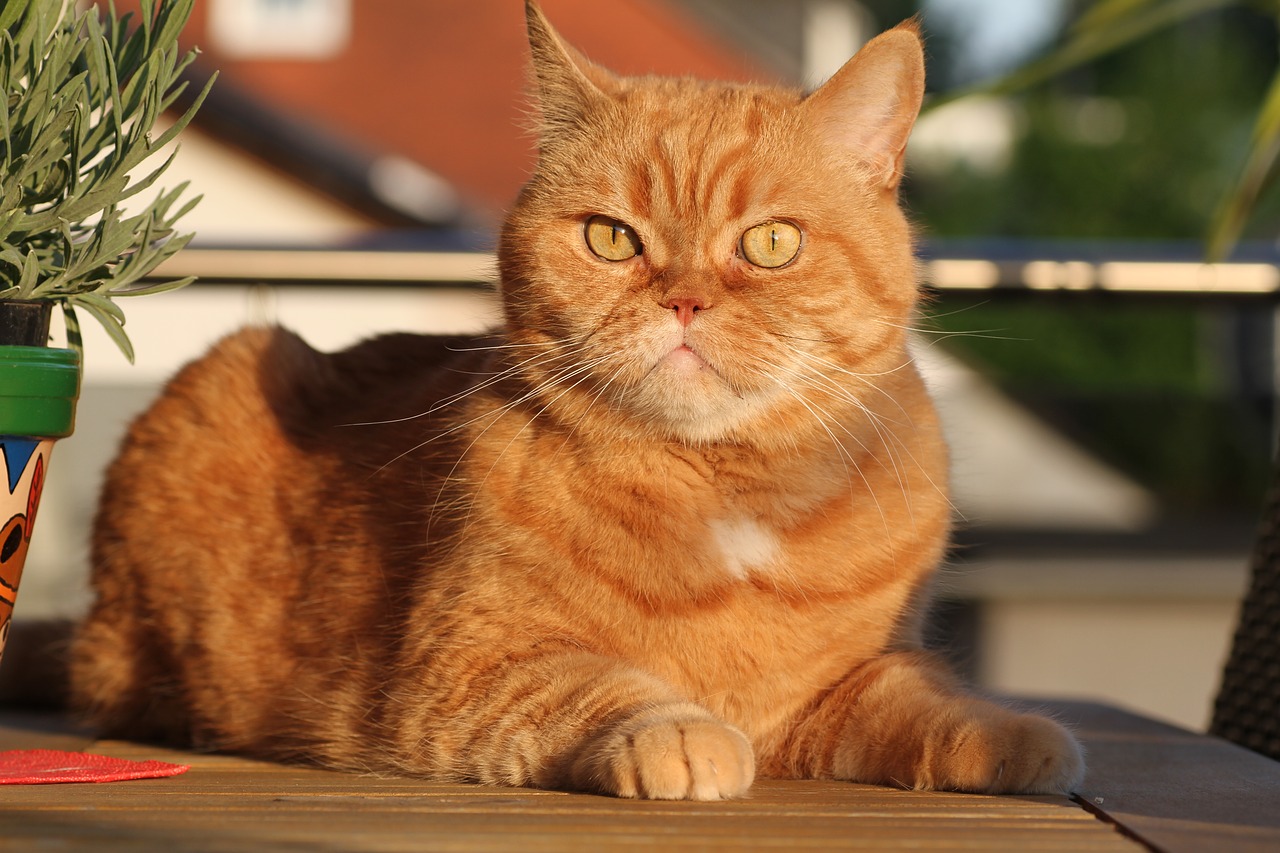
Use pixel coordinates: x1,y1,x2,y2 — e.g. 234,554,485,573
574,705,755,800
930,710,1085,795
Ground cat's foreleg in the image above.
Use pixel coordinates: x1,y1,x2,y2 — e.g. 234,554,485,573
773,650,1084,794
565,697,755,800
401,649,754,800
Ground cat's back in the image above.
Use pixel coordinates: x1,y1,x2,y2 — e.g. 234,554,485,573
120,324,457,442
106,324,491,494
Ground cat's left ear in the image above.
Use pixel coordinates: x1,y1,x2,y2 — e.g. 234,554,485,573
525,1,621,146
802,20,925,192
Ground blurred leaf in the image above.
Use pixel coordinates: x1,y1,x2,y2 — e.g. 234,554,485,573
1074,0,1161,34
61,302,82,360
1208,62,1280,259
927,0,1238,113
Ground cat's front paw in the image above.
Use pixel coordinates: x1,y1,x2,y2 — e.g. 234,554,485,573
925,709,1085,795
572,704,755,800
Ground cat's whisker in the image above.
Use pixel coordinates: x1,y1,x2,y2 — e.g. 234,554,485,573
714,331,955,536
429,338,586,403
768,331,838,345
342,341,584,428
788,346,917,383
767,363,893,478
785,348,918,425
562,353,635,446
445,338,565,352
813,400,911,556
425,351,620,531
798,367,959,523
775,380,893,546
449,357,634,543
791,366,911,431
748,328,919,419
469,353,623,508
875,307,1026,346
806,372,943,527
431,340,587,388
375,349,603,479
888,324,1025,346
747,346,920,534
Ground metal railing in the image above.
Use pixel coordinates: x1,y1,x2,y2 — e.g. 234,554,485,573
145,239,1280,298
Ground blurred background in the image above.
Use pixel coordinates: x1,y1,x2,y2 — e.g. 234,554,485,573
13,0,1278,732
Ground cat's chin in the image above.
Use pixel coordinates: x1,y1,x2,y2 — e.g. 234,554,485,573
630,360,784,445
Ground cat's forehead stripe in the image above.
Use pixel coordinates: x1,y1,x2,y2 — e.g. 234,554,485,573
618,92,776,226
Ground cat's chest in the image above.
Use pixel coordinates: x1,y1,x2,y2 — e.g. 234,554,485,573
708,516,782,579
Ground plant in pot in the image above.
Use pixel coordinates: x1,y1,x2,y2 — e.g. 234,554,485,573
0,0,212,663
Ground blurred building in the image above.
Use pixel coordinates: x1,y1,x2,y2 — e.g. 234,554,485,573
108,0,773,241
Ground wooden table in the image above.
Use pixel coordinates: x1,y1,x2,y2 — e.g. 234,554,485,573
1,701,1277,852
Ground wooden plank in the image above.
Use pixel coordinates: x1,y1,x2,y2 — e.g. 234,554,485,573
1055,700,1280,853
0,709,1140,852
0,792,1136,853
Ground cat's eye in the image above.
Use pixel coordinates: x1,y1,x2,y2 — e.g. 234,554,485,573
585,215,642,261
740,221,802,269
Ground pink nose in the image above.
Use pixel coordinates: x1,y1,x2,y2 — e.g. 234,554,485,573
664,296,706,327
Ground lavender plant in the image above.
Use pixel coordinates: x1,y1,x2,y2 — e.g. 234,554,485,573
0,0,214,361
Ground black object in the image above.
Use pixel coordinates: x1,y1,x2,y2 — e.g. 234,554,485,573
0,301,52,347
1211,452,1280,761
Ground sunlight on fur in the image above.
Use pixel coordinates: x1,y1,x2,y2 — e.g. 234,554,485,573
68,1,1084,801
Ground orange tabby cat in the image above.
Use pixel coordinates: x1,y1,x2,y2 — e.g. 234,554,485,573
69,2,1084,800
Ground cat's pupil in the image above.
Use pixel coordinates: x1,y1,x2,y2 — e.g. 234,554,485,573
740,221,802,268
585,215,641,260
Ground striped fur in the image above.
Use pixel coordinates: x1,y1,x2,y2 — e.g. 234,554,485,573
68,3,1083,800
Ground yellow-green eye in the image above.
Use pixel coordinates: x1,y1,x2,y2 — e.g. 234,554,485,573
585,215,642,261
740,221,802,268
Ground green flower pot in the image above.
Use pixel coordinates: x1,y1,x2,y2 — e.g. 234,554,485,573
0,344,80,665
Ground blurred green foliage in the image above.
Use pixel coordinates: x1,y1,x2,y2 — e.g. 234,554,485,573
856,0,1280,513
909,6,1278,242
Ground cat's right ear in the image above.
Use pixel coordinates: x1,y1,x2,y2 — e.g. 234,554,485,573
802,20,925,192
525,1,618,145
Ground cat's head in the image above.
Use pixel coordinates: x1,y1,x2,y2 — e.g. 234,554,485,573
499,1,925,447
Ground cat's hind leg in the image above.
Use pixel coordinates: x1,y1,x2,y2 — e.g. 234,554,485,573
771,650,1084,794
68,584,191,744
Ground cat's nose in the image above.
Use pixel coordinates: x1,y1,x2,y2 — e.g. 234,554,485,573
663,296,708,327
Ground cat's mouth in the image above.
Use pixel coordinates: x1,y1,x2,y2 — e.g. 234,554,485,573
665,343,709,371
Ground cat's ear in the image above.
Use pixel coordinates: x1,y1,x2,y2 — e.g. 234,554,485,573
525,1,619,144
803,20,925,192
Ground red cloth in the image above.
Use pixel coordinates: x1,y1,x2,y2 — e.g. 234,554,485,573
0,749,189,784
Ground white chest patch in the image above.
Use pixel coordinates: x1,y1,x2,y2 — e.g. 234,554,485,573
709,517,781,579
